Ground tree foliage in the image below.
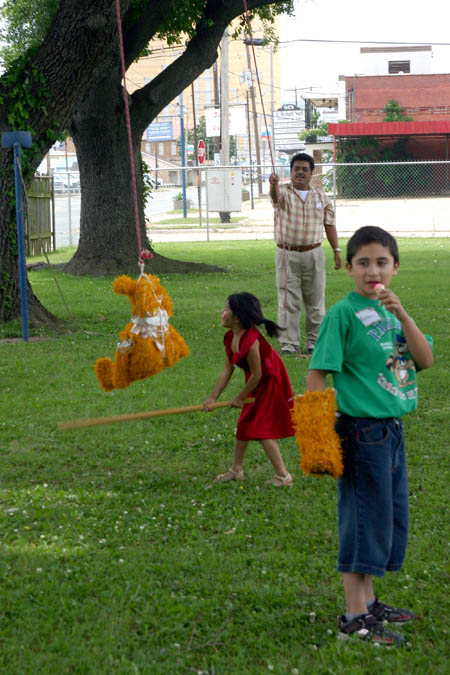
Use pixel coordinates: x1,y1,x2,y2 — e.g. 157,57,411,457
383,98,414,122
0,0,294,324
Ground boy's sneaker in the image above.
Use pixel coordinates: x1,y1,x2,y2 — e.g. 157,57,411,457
369,598,414,624
338,613,405,646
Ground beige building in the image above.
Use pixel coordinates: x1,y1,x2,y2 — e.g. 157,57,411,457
127,19,281,177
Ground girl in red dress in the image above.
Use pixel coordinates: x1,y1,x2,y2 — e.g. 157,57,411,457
204,292,295,487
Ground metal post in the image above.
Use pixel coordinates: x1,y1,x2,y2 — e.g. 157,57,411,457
65,142,73,246
246,91,254,209
333,163,337,216
191,82,202,227
205,167,210,241
2,131,32,342
179,91,187,218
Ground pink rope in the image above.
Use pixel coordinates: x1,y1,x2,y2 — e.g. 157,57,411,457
242,2,288,324
115,0,152,265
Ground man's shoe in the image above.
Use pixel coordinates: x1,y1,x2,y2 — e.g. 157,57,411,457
369,598,414,624
338,613,405,646
280,346,298,355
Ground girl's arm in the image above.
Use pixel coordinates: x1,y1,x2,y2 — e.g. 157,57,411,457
306,369,328,391
204,358,234,408
230,340,262,408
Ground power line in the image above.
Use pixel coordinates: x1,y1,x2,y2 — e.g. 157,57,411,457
278,38,450,46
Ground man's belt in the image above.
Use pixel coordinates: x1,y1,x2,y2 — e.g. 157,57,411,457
277,242,321,252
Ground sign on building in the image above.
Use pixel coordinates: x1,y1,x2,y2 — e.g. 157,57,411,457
145,121,174,142
205,107,246,137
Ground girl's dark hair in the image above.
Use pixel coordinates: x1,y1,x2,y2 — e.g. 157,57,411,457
227,292,282,338
347,226,399,264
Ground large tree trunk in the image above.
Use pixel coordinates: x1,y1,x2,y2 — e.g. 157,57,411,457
65,72,218,276
0,0,132,325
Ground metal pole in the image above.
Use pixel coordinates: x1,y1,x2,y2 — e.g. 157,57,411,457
245,38,262,196
205,167,210,241
13,143,29,341
246,91,254,209
270,44,276,159
333,163,337,216
65,143,72,246
191,82,202,227
179,91,187,218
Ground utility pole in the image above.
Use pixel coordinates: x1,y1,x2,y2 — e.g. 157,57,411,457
220,28,231,222
212,62,220,157
245,37,263,196
270,43,276,163
191,81,202,227
246,90,254,209
220,28,230,167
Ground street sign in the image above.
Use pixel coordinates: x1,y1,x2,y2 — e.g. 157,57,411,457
197,139,206,164
145,121,173,142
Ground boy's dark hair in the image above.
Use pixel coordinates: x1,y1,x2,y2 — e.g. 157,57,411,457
228,292,282,338
346,226,400,264
290,152,314,172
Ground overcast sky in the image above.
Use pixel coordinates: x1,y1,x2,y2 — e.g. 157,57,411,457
280,0,450,101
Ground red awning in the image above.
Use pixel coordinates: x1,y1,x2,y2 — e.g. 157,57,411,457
328,121,450,137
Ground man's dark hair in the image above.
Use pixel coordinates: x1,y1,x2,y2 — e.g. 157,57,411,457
290,152,314,172
227,292,282,338
346,226,400,264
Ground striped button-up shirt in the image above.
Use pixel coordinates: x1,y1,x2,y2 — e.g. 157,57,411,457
271,183,335,247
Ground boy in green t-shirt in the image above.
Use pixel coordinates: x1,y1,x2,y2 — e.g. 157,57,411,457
307,226,433,645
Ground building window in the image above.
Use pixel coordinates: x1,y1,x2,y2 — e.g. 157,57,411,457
388,60,410,74
171,143,177,156
159,143,164,155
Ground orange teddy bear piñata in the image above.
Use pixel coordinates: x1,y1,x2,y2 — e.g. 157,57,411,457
95,273,189,391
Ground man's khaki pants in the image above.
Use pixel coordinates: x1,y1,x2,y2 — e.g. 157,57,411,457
275,245,326,352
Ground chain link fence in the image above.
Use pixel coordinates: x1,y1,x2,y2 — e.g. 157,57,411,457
34,161,450,250
312,160,450,200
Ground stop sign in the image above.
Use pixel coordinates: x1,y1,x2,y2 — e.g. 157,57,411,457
197,139,206,164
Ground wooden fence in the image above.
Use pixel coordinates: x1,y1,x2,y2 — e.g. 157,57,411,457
26,176,54,255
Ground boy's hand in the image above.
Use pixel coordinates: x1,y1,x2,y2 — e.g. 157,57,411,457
377,287,408,321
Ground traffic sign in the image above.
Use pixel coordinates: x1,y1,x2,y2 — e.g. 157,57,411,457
197,139,206,164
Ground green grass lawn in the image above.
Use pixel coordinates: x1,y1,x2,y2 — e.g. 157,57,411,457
0,239,449,673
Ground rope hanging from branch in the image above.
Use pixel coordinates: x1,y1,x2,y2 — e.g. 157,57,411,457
242,1,289,321
115,0,152,266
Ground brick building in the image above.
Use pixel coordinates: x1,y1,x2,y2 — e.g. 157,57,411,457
341,72,450,124
330,46,450,161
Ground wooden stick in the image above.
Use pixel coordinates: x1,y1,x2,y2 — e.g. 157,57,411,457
57,398,255,431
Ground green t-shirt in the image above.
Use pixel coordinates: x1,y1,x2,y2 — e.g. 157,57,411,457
309,291,433,418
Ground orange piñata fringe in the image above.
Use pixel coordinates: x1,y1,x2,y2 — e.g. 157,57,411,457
291,389,343,478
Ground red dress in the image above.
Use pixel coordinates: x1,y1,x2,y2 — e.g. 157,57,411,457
224,326,295,441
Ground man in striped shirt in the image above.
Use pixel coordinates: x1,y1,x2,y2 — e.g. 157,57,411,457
270,152,343,356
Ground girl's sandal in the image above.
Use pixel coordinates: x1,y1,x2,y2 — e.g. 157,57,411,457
270,472,293,487
213,468,244,483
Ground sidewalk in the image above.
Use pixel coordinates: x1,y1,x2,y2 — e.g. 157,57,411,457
149,194,450,243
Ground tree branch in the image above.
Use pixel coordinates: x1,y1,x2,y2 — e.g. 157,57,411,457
130,0,289,132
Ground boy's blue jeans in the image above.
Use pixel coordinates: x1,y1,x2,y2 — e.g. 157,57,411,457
335,415,409,577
